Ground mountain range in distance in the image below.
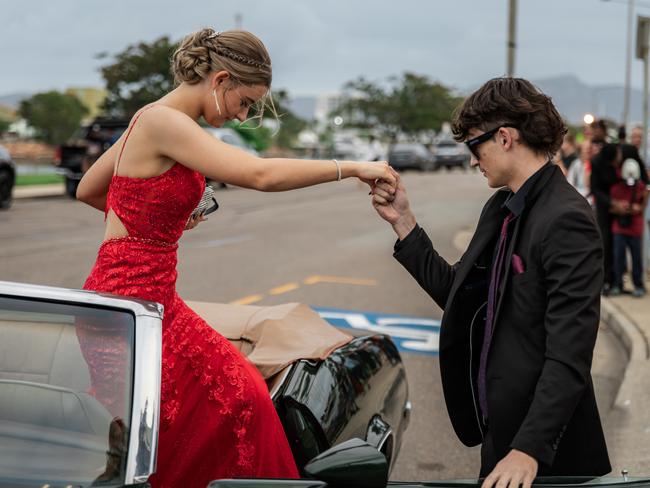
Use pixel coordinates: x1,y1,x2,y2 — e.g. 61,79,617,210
1,75,647,127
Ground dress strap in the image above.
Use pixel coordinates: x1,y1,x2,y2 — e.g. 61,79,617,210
114,104,157,176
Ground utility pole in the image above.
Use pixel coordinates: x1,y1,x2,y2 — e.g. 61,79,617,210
235,13,243,29
636,16,650,159
623,0,636,131
507,0,518,76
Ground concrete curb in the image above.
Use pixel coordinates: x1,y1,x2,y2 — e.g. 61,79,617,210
599,297,650,474
601,298,648,364
13,183,65,199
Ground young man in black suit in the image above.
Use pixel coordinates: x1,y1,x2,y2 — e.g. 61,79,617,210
372,78,610,487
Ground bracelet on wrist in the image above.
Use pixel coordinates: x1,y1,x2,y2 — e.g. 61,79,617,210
333,159,342,181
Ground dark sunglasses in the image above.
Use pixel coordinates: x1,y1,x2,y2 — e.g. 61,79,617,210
465,125,515,159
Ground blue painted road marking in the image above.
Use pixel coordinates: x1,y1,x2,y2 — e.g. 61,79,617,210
313,307,440,356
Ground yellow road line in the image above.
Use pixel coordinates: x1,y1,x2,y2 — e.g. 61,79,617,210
269,282,300,295
229,294,264,305
304,275,377,286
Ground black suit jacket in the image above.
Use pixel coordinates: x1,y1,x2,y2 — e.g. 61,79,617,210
394,165,611,476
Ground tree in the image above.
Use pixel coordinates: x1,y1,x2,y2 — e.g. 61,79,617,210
0,117,10,136
226,89,307,151
265,89,307,149
99,36,177,117
18,91,88,145
336,72,462,141
224,120,272,152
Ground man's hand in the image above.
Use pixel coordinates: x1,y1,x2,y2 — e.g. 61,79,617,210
370,169,416,239
481,449,538,488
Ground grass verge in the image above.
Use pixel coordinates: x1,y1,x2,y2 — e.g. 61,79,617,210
15,174,64,186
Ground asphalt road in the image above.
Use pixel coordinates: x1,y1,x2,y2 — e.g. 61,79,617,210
0,169,627,481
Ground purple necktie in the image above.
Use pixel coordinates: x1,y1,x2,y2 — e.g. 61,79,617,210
477,212,514,420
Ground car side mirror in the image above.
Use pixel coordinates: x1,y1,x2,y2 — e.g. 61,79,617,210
304,438,388,488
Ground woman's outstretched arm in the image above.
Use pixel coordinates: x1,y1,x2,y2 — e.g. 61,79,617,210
146,105,396,191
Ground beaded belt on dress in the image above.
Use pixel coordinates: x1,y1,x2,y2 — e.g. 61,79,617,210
100,236,178,249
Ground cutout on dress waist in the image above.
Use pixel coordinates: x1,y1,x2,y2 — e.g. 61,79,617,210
104,209,130,242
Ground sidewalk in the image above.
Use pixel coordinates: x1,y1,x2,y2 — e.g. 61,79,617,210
601,286,650,475
14,183,65,199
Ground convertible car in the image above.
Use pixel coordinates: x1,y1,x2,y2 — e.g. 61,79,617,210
0,280,410,488
0,281,645,488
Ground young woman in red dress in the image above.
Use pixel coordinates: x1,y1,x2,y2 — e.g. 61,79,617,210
75,27,395,488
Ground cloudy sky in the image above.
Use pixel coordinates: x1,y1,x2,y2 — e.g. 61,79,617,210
1,0,648,97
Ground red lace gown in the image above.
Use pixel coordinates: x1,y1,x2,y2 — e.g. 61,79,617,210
77,113,299,487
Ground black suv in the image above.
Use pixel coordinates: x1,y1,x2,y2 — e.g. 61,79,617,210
53,117,129,197
0,144,16,209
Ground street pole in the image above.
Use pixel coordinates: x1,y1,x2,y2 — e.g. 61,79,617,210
641,55,648,161
638,16,650,271
623,0,636,131
507,0,518,76
638,16,650,159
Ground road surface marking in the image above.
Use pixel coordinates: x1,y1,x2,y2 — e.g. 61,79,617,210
269,283,300,295
304,275,377,286
315,307,440,356
229,294,264,305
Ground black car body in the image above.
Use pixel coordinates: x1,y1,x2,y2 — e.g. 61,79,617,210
388,143,436,172
432,140,470,170
274,335,409,471
53,118,129,197
0,144,16,209
0,281,410,487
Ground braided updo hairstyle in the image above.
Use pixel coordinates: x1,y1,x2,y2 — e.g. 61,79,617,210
172,28,272,87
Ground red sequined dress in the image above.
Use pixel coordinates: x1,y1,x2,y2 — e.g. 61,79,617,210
77,107,299,487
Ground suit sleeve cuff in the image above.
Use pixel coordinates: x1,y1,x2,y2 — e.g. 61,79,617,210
510,438,555,468
394,223,422,253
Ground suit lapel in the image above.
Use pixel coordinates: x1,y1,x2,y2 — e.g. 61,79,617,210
492,165,559,321
446,190,508,304
446,165,560,310
494,215,521,320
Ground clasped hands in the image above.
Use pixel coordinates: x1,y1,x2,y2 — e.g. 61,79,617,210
611,199,643,216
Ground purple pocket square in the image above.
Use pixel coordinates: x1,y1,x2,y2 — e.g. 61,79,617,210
512,254,525,275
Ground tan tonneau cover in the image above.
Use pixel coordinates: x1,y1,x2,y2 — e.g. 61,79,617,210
187,301,353,379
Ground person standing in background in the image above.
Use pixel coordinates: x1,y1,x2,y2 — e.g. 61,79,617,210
561,132,588,197
610,159,648,297
590,144,621,294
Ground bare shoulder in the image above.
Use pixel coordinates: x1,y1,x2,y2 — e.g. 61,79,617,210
140,104,199,134
136,104,212,157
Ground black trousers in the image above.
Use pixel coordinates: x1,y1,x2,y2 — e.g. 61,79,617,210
595,206,613,286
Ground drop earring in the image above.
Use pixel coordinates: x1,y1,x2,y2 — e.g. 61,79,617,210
212,89,222,116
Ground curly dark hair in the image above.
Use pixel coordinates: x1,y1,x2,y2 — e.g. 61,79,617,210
451,77,567,158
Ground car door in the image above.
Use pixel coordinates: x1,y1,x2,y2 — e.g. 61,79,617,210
0,281,162,488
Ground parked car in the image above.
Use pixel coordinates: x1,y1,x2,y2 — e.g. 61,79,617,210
0,144,16,209
53,118,130,197
432,139,471,170
0,280,410,487
332,132,371,161
388,143,436,172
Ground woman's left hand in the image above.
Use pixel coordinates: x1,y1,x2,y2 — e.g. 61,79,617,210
185,214,207,231
355,161,397,191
